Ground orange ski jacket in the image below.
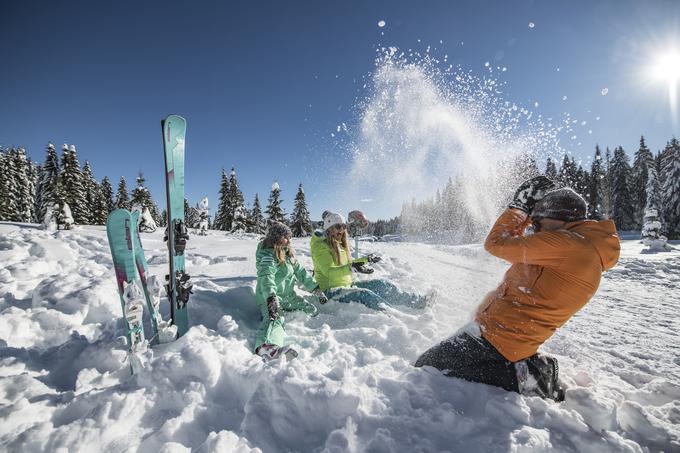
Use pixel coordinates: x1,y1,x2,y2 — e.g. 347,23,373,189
476,208,620,362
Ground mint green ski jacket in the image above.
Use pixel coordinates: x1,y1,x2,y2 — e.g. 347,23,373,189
255,242,318,305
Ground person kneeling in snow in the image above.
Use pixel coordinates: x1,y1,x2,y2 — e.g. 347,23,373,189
415,176,620,401
255,222,327,361
311,211,427,310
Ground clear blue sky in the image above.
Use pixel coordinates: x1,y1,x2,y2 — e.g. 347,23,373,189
2,0,679,219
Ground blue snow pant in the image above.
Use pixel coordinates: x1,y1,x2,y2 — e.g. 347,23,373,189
326,280,427,310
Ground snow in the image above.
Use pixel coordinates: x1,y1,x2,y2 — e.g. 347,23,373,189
601,88,609,96
0,222,679,452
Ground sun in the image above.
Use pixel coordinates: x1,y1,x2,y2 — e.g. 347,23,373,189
650,49,680,83
647,47,680,122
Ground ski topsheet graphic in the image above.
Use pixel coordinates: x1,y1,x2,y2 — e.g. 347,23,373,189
106,209,148,373
162,115,192,337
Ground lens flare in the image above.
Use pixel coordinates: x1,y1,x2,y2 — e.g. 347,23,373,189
649,49,680,122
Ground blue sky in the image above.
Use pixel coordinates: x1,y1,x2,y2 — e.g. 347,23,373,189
2,0,680,219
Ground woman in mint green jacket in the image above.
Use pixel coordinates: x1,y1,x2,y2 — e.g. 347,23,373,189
255,222,326,361
310,211,427,310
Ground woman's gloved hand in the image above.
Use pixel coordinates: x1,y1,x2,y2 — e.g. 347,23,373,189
267,295,280,320
313,287,328,304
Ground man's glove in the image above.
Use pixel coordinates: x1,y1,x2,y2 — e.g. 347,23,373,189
266,295,280,320
508,176,555,213
352,262,374,274
366,254,381,264
313,287,328,304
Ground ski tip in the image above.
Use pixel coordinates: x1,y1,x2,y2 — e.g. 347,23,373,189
163,114,186,124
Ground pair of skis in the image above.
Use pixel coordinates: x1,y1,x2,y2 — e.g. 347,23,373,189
106,209,177,373
106,114,192,373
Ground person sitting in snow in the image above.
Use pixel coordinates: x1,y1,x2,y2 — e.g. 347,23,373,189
311,211,428,310
415,176,620,401
254,222,327,361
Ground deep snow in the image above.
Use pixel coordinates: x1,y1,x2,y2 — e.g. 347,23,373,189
0,222,678,452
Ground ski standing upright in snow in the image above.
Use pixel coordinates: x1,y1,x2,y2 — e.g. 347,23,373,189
162,115,193,337
132,213,178,344
106,209,149,373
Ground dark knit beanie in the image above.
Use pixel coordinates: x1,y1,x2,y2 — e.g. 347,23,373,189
263,222,292,248
531,188,587,222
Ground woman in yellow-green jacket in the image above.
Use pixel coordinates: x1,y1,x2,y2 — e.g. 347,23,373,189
310,211,427,310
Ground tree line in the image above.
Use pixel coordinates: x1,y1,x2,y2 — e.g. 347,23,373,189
0,143,162,227
209,168,314,237
401,136,680,241
0,143,317,237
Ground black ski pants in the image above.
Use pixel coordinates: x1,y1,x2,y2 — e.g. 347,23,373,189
415,332,520,392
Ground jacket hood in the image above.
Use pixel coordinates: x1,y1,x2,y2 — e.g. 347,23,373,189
311,231,326,244
569,219,620,271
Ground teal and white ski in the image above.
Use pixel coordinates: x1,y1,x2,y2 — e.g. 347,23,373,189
106,209,148,373
132,210,177,343
162,114,192,337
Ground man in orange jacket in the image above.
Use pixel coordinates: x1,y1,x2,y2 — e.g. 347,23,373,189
415,176,620,401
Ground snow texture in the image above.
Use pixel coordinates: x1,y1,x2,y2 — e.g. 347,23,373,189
0,222,678,452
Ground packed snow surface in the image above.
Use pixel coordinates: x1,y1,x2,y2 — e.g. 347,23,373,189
0,222,678,452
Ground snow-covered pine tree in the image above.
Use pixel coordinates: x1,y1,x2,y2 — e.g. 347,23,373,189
93,183,108,225
27,158,38,223
641,162,667,247
631,136,655,229
660,138,680,239
574,164,589,199
100,176,115,214
115,176,130,209
441,176,457,234
214,169,230,231
52,180,71,229
644,157,663,217
231,205,248,233
588,145,605,220
196,197,210,234
32,164,43,223
184,198,200,228
82,161,100,223
248,193,265,234
228,167,246,230
640,207,670,252
559,154,578,188
545,157,558,181
0,149,11,221
36,142,60,223
610,146,636,231
8,148,35,223
601,147,614,219
130,172,161,225
59,144,89,224
266,181,286,224
290,183,312,237
159,208,167,227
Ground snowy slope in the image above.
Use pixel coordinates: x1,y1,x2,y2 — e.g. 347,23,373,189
0,222,678,452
